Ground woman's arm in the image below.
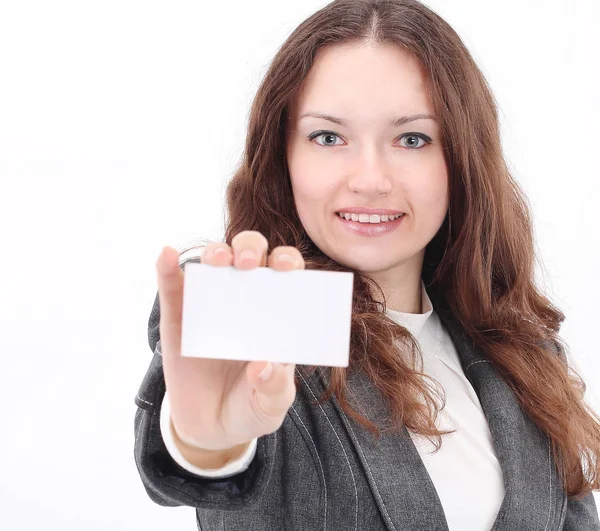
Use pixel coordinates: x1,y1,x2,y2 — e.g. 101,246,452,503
133,288,279,509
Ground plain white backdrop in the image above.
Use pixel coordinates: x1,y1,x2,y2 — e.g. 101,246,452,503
1,0,598,529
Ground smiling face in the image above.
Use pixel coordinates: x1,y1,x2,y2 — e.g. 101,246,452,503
285,42,449,288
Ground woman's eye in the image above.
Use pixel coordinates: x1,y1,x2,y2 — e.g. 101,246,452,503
399,134,428,149
308,131,431,149
310,132,344,147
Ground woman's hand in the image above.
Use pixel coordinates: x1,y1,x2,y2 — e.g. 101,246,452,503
156,230,304,452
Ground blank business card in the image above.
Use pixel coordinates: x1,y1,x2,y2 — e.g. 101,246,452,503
180,263,354,367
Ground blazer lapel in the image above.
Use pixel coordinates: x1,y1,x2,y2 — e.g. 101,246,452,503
319,286,566,531
431,290,567,530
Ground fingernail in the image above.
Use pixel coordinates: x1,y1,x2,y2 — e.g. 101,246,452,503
258,362,273,380
240,249,257,263
278,254,296,265
203,247,227,261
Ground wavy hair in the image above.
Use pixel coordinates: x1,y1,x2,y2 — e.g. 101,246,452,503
211,0,600,499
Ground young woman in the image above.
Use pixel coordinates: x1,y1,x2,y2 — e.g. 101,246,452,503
133,0,600,529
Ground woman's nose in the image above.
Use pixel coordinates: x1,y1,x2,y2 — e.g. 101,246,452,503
347,149,393,196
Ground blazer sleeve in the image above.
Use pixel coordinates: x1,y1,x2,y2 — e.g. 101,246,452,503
133,260,279,510
563,492,600,530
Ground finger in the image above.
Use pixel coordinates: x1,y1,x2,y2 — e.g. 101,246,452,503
247,361,297,418
267,246,306,271
201,242,233,267
156,246,184,356
231,231,269,270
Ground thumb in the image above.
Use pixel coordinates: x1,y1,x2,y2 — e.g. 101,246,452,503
248,361,297,418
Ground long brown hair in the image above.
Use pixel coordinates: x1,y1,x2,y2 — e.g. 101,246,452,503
218,0,600,499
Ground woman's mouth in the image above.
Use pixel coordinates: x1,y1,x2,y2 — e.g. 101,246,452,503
335,211,405,236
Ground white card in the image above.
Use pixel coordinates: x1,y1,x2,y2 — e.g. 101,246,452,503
180,263,354,367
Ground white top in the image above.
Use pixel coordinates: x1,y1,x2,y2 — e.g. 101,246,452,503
160,281,505,530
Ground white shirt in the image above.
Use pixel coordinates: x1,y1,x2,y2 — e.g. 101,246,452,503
160,281,505,530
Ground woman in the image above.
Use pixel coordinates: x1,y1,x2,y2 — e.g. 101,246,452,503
133,0,600,529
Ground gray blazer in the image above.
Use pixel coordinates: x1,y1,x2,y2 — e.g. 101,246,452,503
134,256,600,530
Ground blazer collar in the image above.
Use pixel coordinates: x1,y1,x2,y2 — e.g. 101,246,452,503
317,286,566,531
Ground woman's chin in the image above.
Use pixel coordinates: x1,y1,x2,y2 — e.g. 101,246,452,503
331,254,402,274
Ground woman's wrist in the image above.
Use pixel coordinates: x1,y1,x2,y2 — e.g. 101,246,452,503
170,420,252,469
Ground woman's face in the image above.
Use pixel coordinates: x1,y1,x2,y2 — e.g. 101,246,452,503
286,42,449,280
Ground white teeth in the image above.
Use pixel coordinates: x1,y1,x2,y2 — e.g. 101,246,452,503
337,212,403,224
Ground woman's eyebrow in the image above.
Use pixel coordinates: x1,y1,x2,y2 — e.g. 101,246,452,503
298,112,436,127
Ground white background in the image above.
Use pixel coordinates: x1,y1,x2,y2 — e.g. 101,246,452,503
1,0,598,529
